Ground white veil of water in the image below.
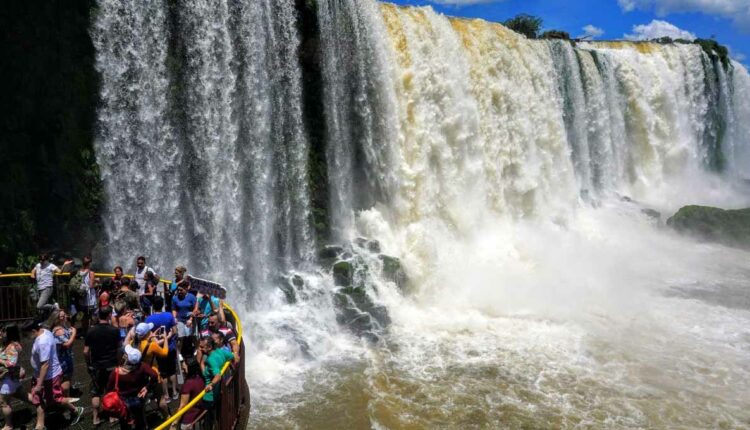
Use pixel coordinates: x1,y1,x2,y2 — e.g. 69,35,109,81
92,0,313,294
92,0,750,427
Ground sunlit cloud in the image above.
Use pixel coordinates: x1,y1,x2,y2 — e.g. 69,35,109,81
624,19,697,41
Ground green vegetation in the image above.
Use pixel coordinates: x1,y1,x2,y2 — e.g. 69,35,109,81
540,30,570,40
0,0,101,268
694,38,731,70
503,14,543,39
667,206,750,249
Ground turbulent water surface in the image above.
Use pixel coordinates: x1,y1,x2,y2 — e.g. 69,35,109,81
92,0,750,428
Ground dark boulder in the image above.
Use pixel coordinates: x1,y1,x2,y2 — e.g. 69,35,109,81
332,260,353,287
667,205,750,249
379,255,408,290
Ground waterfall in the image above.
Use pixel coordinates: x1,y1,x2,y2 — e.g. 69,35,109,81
91,0,183,269
316,0,399,239
92,0,313,294
91,1,750,426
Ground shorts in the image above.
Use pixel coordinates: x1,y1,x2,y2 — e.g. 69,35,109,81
30,374,65,406
89,367,114,397
0,377,21,395
156,349,177,378
176,322,192,338
60,354,74,378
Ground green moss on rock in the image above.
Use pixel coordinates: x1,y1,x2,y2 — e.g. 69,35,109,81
667,205,750,249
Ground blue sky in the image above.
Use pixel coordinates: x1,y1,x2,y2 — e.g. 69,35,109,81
386,0,750,64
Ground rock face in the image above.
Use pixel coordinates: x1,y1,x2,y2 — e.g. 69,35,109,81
315,237,408,341
667,205,750,249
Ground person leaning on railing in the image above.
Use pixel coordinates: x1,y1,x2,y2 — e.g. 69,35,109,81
197,337,234,429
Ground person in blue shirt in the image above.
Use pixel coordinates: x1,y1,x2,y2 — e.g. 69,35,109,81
194,293,221,331
171,284,196,358
146,296,179,402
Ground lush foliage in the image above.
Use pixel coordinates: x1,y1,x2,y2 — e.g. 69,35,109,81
0,0,101,268
503,14,543,39
540,30,571,40
694,38,730,69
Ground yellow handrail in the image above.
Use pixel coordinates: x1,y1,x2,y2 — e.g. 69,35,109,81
155,302,244,430
0,272,244,430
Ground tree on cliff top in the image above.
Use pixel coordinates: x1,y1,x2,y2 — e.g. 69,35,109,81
503,14,543,39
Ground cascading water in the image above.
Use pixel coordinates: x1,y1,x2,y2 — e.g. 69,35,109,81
92,0,313,294
92,0,750,427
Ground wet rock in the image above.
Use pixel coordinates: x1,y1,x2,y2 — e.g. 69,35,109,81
367,240,381,253
318,245,343,259
667,205,750,249
641,208,661,222
278,282,297,304
379,255,407,290
332,260,353,286
354,237,368,248
333,285,390,341
291,274,304,288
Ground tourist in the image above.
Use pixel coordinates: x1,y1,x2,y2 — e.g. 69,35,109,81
146,296,180,401
133,256,156,297
200,313,239,365
199,337,234,429
30,253,67,315
106,345,158,430
79,255,97,335
116,305,137,342
170,359,205,430
99,278,113,309
194,291,221,331
114,280,140,316
168,266,189,312
84,306,121,426
0,325,31,430
50,309,77,397
113,265,125,286
25,320,84,429
172,284,197,351
132,322,170,417
141,271,158,316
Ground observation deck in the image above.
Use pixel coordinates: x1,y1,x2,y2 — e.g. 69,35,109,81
0,272,250,430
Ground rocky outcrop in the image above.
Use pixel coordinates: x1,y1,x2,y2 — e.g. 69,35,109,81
667,205,750,249
315,237,408,341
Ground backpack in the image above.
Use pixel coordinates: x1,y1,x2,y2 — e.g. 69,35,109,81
68,270,84,301
101,369,128,419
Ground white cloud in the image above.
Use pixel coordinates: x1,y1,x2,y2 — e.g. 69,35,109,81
578,25,605,39
727,45,747,63
624,20,697,41
618,0,750,32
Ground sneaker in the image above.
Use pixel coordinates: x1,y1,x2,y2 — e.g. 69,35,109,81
68,397,80,403
172,391,179,401
70,406,84,425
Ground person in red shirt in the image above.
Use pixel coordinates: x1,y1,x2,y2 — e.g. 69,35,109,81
170,359,205,430
106,345,157,430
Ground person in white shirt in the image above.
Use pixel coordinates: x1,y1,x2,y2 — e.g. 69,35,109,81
25,320,83,429
133,256,156,296
30,254,69,314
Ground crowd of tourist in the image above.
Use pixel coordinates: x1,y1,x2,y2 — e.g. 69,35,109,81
0,254,240,430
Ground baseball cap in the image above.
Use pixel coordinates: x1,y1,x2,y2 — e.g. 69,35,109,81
135,322,154,338
124,344,142,365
